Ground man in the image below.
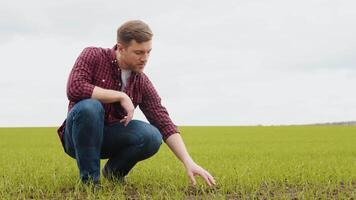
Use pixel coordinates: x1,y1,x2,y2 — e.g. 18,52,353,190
57,20,216,187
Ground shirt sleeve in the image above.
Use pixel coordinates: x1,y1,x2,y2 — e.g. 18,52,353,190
139,75,179,141
66,47,96,102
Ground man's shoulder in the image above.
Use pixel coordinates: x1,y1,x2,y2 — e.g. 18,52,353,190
139,72,148,78
137,72,150,82
80,46,111,58
75,46,113,71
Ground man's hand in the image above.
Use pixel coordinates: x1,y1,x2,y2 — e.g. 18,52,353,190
91,87,135,126
165,133,216,187
185,161,216,187
118,92,135,126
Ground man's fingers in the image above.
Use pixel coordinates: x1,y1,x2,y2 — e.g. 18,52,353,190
124,115,133,126
120,116,128,125
124,120,130,126
205,171,216,185
121,111,134,126
197,170,215,187
124,119,129,126
188,172,196,186
207,174,216,186
120,115,132,126
200,172,212,187
120,116,127,123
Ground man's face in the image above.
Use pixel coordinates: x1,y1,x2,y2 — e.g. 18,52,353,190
118,40,152,73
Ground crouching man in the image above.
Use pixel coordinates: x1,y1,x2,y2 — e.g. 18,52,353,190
57,20,215,187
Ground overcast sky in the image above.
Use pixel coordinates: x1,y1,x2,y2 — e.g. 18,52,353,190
1,0,356,127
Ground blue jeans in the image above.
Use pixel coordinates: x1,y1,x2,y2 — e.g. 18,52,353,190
63,99,163,183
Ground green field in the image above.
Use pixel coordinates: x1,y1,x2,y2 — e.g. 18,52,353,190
1,126,356,199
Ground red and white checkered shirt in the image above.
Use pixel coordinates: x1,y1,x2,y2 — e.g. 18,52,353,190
57,45,179,143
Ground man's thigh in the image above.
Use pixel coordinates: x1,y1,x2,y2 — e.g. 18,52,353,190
63,99,104,158
101,120,162,158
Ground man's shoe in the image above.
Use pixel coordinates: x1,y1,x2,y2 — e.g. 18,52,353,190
82,178,100,186
102,168,126,184
81,179,102,192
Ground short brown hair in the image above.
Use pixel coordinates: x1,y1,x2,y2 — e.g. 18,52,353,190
117,20,153,46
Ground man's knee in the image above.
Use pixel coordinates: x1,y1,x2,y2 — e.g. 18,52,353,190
129,120,163,154
75,99,104,120
150,126,163,148
144,125,162,156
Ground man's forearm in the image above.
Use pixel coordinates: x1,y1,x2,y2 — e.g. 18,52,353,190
91,86,123,104
165,133,194,166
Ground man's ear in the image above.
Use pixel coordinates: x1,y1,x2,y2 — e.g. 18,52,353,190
117,43,125,53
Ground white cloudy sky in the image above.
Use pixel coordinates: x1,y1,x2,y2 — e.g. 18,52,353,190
1,0,356,127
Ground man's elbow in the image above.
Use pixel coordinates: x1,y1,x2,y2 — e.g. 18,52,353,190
67,82,95,102
66,87,82,102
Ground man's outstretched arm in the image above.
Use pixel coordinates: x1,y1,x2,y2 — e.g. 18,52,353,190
165,133,216,187
139,75,216,186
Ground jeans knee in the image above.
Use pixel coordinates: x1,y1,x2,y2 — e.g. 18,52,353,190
148,126,162,153
128,120,162,155
152,127,162,145
76,99,104,120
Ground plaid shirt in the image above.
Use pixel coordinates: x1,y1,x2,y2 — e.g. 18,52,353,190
57,45,179,143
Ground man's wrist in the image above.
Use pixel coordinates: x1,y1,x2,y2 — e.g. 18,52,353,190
183,158,195,167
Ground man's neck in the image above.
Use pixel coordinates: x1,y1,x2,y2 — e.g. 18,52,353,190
115,50,130,70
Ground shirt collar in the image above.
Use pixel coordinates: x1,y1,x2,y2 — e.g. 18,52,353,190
111,44,118,65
